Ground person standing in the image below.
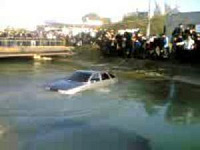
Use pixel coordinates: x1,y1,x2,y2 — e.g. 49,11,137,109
162,34,169,57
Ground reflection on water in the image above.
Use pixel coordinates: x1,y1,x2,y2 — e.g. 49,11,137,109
166,82,200,125
19,120,151,150
0,59,200,150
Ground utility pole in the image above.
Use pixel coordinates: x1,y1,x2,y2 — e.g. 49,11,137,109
146,0,151,37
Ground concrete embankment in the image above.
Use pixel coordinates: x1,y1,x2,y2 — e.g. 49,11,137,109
0,46,74,53
0,46,74,58
172,76,200,86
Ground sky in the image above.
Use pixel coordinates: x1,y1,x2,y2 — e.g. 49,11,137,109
0,0,199,30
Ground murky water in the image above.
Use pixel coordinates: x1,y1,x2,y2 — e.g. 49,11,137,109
0,59,200,150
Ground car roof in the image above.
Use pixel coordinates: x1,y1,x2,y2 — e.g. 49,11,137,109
76,70,108,74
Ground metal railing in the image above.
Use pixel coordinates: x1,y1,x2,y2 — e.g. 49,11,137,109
0,39,66,47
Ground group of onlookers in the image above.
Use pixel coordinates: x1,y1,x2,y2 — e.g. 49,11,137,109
0,28,67,47
0,29,66,40
91,25,200,62
95,30,171,59
67,32,98,46
0,24,200,62
172,24,200,61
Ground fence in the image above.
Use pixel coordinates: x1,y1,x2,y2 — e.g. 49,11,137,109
0,39,66,47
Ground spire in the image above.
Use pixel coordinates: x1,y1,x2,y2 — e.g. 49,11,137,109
154,1,162,16
154,0,165,15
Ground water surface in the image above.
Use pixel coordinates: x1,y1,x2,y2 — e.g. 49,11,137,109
0,59,200,150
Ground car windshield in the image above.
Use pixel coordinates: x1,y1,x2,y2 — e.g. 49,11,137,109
68,71,92,82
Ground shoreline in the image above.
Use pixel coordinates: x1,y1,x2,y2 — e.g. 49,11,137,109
0,45,199,86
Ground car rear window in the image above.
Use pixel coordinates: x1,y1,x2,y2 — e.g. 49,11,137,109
68,72,92,82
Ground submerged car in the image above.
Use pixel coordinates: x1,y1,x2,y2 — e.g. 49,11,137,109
46,70,117,95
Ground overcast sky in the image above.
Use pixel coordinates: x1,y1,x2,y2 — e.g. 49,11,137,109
0,0,199,29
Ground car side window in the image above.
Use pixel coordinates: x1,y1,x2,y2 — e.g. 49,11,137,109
101,73,110,80
90,73,100,83
109,73,115,78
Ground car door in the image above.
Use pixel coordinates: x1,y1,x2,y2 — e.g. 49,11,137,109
89,73,102,89
100,72,112,86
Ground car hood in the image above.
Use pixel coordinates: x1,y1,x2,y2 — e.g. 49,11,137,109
47,79,86,91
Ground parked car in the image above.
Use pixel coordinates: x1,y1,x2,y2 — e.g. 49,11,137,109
45,70,117,95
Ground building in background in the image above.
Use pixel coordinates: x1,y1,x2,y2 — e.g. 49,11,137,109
166,11,200,36
124,11,148,19
82,13,111,26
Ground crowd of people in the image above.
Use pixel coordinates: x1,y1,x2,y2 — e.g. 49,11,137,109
0,28,67,40
172,24,200,61
88,25,200,62
0,27,67,46
66,32,98,46
95,30,171,59
0,27,98,47
0,24,200,62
